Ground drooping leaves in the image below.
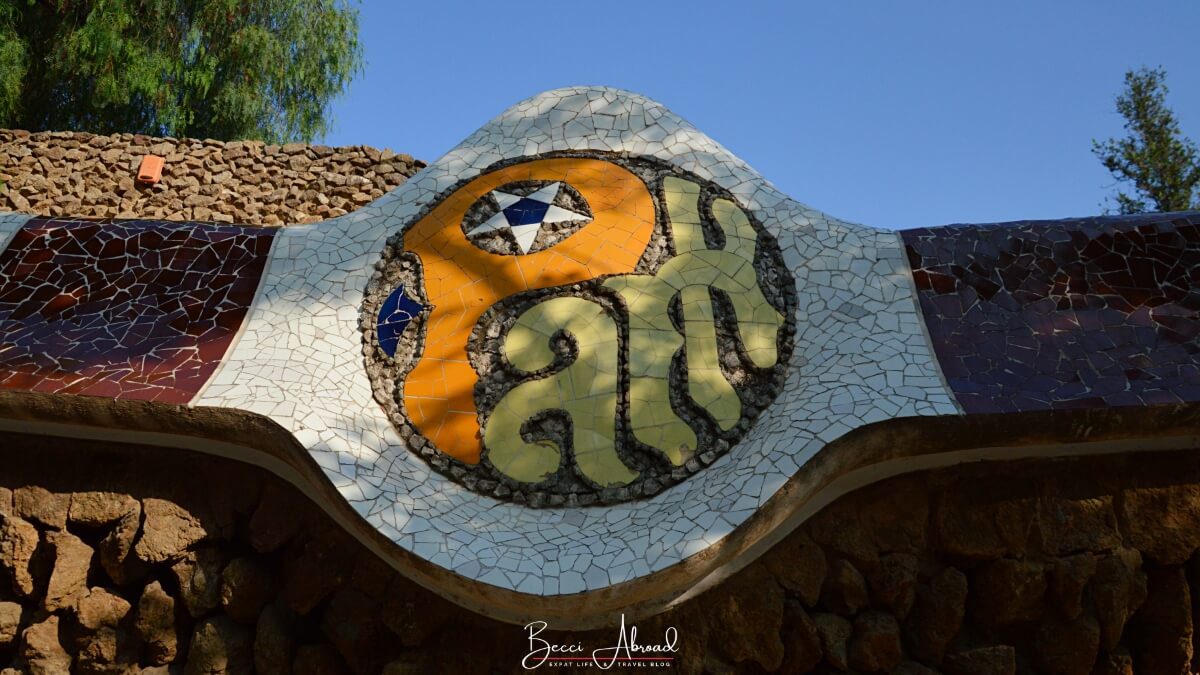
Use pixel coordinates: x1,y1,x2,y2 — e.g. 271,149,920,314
0,0,361,143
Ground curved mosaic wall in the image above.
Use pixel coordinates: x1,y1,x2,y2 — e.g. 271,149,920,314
0,217,275,402
0,87,1197,625
904,213,1200,412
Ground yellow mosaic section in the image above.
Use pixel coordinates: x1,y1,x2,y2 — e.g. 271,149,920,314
482,175,787,486
602,274,695,464
603,177,786,464
485,297,636,486
402,159,655,465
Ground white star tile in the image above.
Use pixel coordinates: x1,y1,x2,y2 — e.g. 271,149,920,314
466,182,589,254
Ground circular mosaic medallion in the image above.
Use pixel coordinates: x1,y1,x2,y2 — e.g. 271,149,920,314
361,154,796,506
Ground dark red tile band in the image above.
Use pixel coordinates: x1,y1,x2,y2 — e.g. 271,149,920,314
903,212,1200,413
0,217,276,403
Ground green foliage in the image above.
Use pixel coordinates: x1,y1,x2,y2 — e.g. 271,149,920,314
1093,67,1200,214
0,0,361,143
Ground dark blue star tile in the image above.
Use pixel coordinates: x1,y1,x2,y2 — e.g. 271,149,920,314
502,197,551,227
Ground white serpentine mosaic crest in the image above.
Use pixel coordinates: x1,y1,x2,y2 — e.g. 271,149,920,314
193,87,962,595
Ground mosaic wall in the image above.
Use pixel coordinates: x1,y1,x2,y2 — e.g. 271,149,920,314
190,86,958,600
5,85,1195,618
360,155,796,505
0,217,275,403
904,213,1200,413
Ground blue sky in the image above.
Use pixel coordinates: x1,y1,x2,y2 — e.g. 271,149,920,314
323,2,1200,230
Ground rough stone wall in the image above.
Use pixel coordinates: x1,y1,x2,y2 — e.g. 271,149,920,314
0,434,1195,674
0,130,425,226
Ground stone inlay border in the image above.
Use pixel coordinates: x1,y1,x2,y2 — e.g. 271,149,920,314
360,154,797,506
904,213,1200,413
0,217,276,403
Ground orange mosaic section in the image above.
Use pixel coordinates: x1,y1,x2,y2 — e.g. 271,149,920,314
402,158,655,464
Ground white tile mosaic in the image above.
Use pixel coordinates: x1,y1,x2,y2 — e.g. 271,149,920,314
0,213,31,252
191,87,962,595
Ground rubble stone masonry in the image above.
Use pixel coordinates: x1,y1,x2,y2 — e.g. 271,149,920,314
0,433,1194,674
0,130,423,226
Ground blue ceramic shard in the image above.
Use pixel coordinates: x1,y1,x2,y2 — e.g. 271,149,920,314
376,284,423,357
502,196,551,226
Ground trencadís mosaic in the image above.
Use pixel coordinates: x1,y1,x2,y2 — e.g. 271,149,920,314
5,87,1198,624
904,212,1200,412
360,155,797,505
0,217,275,402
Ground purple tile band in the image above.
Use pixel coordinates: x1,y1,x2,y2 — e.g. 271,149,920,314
904,212,1200,413
0,217,276,404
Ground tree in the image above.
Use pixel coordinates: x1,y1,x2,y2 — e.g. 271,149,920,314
0,0,362,143
1092,66,1200,214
